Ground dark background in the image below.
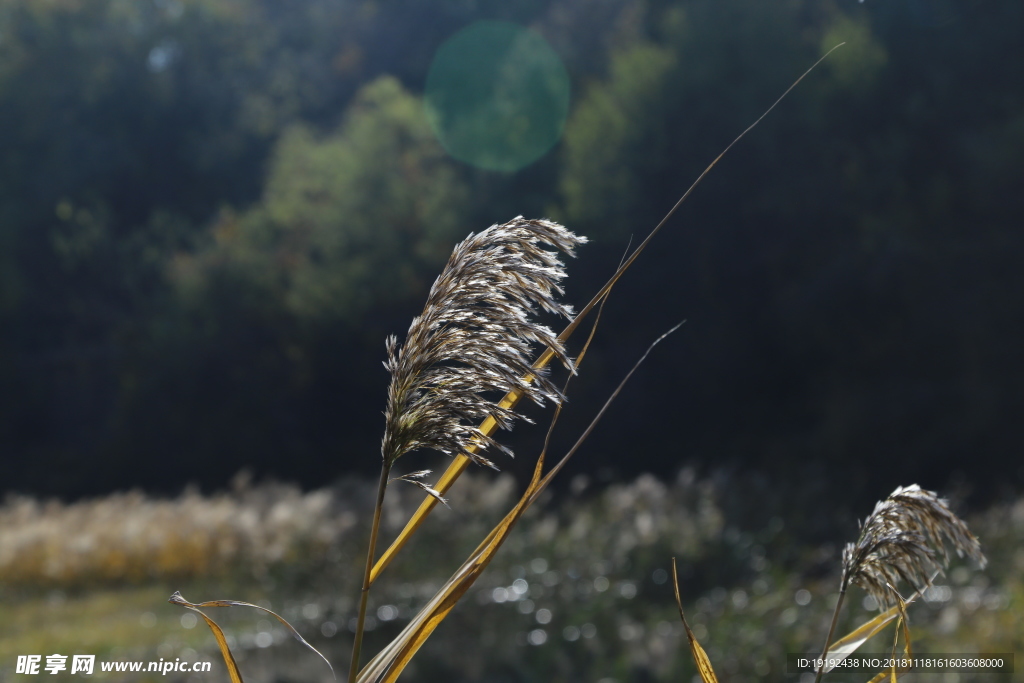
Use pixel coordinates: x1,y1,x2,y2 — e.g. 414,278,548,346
2,0,1021,524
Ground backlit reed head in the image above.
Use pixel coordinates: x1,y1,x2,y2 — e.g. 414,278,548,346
381,217,586,469
842,484,985,608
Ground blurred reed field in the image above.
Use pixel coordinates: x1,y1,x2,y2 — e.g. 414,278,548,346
0,477,352,590
1,471,1020,682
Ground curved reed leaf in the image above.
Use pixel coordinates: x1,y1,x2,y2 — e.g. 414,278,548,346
671,558,720,683
169,591,335,679
168,593,243,683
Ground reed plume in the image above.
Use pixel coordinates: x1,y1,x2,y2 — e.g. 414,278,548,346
841,484,986,609
380,215,586,470
350,216,584,683
814,484,985,683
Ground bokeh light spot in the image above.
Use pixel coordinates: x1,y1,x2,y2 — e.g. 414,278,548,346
425,21,570,172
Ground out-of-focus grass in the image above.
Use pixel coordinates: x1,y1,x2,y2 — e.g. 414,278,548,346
1,473,1019,682
0,584,214,682
0,481,356,589
2,585,176,656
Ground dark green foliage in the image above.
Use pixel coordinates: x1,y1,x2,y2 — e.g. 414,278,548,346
1,0,1023,505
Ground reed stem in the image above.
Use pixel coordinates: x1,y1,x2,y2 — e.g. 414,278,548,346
349,462,391,683
814,578,848,683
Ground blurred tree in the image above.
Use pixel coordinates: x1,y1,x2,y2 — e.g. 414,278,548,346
0,0,479,494
171,76,470,325
558,41,677,235
0,0,585,495
551,0,1024,504
104,77,472,491
557,0,867,240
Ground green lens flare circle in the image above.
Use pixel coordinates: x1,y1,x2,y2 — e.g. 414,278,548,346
425,21,570,173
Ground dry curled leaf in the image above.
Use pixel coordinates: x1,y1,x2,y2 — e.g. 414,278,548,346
169,591,335,679
168,592,243,683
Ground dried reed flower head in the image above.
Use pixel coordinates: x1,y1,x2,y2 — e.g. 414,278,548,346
381,217,586,469
841,484,986,608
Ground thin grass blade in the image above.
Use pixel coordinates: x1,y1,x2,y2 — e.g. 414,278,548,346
671,558,720,683
864,588,913,683
888,611,902,683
